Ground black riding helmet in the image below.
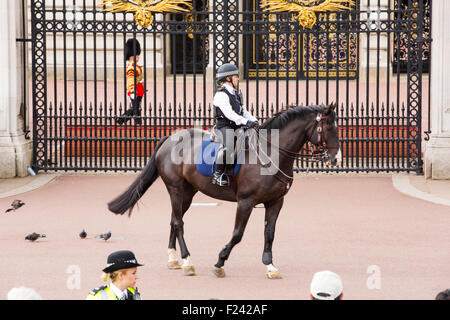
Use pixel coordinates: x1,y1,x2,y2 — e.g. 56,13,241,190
216,63,239,84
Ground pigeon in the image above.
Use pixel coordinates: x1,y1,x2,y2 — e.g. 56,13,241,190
96,231,111,241
25,232,46,241
79,229,87,239
5,200,25,213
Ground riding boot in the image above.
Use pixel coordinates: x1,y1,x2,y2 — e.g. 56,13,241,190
212,148,229,187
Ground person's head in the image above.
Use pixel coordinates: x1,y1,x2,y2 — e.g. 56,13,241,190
102,267,138,290
216,63,239,88
102,250,144,290
125,38,141,62
7,287,42,300
309,270,343,300
130,55,140,63
435,289,450,300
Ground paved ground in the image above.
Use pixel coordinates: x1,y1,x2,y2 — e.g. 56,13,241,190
0,172,448,300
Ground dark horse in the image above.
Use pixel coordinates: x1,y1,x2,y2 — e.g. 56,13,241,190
108,103,341,279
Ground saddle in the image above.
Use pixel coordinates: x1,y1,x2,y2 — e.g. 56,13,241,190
196,128,248,177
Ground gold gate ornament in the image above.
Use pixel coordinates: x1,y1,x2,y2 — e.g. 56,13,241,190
260,0,355,29
100,0,192,28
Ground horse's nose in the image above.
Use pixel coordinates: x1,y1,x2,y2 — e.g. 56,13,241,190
328,148,341,166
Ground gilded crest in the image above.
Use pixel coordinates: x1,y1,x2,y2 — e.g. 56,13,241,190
260,0,355,29
100,0,193,28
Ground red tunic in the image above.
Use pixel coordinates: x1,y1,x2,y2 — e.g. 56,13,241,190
126,62,144,97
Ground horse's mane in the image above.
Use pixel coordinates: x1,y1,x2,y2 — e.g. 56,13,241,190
260,105,326,130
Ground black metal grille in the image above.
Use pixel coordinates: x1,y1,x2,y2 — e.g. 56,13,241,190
30,0,427,173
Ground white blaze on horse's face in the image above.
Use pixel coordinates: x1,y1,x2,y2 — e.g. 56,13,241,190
335,148,342,166
325,119,341,167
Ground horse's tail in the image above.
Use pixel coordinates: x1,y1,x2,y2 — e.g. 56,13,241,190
108,136,169,217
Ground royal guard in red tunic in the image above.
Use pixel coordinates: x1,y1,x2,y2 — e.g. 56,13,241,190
116,38,145,125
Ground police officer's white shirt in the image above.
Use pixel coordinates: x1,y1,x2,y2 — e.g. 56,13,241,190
213,83,257,126
110,282,128,300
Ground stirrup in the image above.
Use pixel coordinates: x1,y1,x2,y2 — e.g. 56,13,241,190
212,172,229,186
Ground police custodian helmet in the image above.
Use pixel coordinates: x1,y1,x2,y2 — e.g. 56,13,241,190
102,250,144,273
216,63,239,83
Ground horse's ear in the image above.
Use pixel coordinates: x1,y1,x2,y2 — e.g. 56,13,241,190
324,101,337,115
324,102,332,115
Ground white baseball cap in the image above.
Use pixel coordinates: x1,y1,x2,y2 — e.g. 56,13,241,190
7,287,42,300
310,270,343,300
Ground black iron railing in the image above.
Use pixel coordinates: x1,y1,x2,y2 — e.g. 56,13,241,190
30,0,428,173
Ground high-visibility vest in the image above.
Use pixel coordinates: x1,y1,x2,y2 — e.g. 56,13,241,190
86,285,141,300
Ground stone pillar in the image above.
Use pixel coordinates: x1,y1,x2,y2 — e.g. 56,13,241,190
424,0,450,179
0,0,32,178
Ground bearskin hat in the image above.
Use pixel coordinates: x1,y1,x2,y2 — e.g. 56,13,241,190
125,38,141,61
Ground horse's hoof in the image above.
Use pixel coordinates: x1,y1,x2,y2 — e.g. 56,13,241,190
213,266,226,278
182,265,196,276
167,260,182,270
266,270,282,279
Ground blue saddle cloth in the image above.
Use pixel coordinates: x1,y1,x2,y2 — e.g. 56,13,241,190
196,138,243,177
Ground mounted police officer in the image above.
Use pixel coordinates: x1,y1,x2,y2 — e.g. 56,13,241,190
86,250,143,300
212,63,259,187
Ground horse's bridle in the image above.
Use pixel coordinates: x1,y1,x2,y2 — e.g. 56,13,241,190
246,112,333,187
252,112,331,162
303,113,330,162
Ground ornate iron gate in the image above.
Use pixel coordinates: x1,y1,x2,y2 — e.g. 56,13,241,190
30,0,427,173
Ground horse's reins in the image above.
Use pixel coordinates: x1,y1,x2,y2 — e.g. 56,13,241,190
253,113,330,161
248,113,330,184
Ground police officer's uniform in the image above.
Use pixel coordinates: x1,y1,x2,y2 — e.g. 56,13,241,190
212,63,259,186
86,250,143,300
86,284,141,300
